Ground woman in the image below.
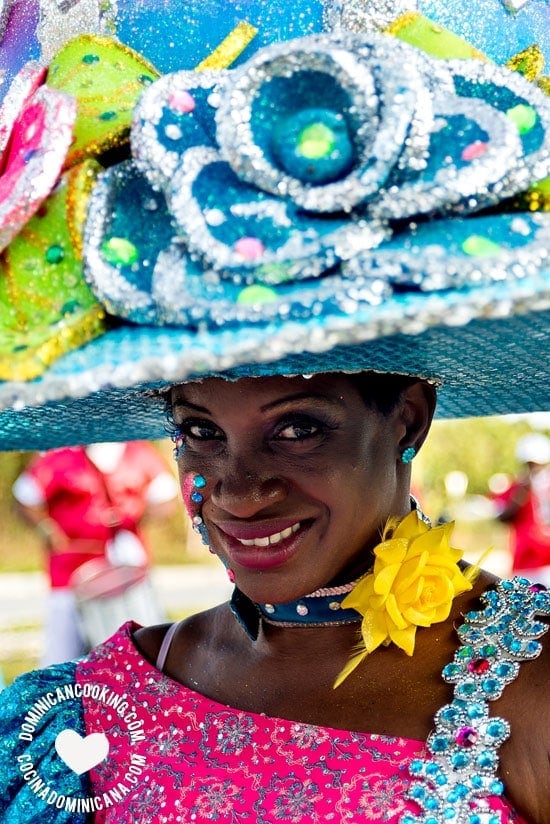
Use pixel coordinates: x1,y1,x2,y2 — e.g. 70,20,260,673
0,0,548,821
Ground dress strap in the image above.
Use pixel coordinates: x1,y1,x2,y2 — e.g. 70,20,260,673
156,621,181,672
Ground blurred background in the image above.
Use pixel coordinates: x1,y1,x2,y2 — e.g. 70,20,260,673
1,412,549,686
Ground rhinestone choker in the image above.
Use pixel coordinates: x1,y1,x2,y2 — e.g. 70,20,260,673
229,579,363,641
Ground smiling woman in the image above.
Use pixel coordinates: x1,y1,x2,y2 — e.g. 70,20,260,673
167,374,435,606
0,0,549,822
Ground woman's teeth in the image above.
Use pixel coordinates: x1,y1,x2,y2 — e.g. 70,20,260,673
237,523,301,547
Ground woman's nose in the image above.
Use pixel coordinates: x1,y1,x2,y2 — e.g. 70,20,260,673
210,458,288,518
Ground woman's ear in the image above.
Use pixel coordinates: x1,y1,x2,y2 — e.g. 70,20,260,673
397,381,437,454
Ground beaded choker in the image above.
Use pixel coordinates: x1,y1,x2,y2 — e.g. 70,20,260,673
230,579,364,641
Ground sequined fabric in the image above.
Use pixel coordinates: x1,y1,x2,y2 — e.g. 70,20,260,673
0,661,90,823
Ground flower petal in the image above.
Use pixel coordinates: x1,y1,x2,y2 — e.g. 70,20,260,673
361,610,389,652
385,593,408,630
388,623,418,656
373,562,402,596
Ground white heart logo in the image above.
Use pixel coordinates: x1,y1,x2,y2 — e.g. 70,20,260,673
55,729,109,775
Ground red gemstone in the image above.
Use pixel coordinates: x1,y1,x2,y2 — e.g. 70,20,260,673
456,726,478,747
468,657,490,675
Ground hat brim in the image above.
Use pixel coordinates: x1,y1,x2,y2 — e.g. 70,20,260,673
0,278,547,450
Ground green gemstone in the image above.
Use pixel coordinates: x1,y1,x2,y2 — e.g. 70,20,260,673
297,122,337,160
99,110,117,121
236,285,278,305
138,74,154,85
101,237,139,267
461,235,501,257
82,54,100,64
506,104,537,135
45,244,65,264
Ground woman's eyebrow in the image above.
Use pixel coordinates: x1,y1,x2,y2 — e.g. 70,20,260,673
172,399,211,413
260,392,344,412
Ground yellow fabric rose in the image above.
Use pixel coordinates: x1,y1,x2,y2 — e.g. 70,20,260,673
334,511,476,688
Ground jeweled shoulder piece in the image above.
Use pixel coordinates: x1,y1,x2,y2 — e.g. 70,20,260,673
401,578,550,824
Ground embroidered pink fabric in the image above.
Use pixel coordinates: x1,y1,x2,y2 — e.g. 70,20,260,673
77,622,524,822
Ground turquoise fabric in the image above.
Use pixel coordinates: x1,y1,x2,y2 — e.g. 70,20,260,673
0,662,90,823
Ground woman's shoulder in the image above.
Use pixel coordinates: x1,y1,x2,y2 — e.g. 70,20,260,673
132,602,231,670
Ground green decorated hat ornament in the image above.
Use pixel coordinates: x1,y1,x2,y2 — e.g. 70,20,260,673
0,0,548,450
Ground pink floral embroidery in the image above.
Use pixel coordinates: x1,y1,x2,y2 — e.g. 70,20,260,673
77,623,524,823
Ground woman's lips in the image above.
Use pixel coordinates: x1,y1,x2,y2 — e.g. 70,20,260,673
213,520,308,570
235,522,301,547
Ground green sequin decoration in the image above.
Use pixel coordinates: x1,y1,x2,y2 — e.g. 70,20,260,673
297,123,337,160
82,54,100,64
45,244,65,264
237,285,278,304
462,235,502,257
101,237,139,266
506,104,537,135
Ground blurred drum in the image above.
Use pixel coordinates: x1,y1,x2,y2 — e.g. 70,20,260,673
70,559,165,648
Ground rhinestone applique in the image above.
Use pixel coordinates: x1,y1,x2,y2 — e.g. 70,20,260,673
401,577,550,824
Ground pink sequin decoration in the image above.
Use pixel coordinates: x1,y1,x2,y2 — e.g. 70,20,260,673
461,141,488,161
168,89,196,113
0,84,76,251
181,473,197,520
0,62,46,157
234,236,265,259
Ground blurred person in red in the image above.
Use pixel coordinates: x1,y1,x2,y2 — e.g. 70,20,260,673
12,441,179,665
493,433,550,586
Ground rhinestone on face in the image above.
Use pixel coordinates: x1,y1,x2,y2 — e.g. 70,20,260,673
296,604,309,616
264,604,275,614
328,601,341,611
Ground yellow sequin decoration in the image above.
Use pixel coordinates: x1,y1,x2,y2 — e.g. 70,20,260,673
386,12,487,61
195,21,258,71
506,44,545,82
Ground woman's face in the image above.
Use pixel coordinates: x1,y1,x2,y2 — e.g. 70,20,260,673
171,373,410,604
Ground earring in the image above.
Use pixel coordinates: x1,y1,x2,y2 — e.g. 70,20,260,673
401,446,416,464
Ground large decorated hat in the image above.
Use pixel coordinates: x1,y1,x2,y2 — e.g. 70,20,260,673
0,0,548,450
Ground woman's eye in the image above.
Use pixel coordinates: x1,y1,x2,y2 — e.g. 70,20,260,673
181,421,223,440
275,420,322,441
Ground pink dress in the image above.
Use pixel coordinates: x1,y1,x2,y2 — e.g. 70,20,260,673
77,622,524,823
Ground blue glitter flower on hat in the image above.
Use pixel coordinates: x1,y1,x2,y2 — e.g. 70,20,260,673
83,32,550,328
